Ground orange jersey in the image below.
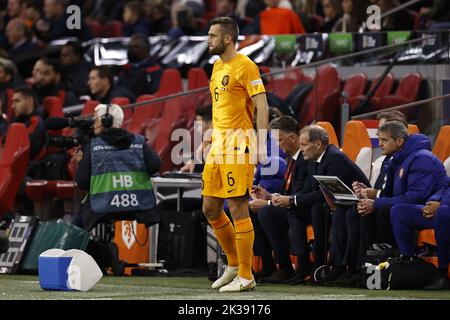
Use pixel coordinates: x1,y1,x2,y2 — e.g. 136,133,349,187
209,53,265,155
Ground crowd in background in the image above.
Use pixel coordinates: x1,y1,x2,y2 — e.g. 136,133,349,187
1,0,450,77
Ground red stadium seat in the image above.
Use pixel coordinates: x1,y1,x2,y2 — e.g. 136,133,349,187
342,73,368,105
102,20,124,38
128,95,163,134
155,69,183,97
349,73,395,113
81,100,100,116
86,19,103,38
187,67,209,90
43,96,65,140
146,97,188,172
57,90,66,106
43,96,64,118
272,68,305,100
137,94,156,102
372,73,422,117
186,67,209,130
0,123,30,218
298,64,341,127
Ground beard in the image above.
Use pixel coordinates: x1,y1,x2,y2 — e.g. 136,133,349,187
208,41,226,56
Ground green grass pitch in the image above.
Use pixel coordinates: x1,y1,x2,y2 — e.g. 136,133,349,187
1,275,449,300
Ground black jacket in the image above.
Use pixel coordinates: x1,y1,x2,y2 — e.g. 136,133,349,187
93,85,136,105
62,62,91,97
285,152,312,198
14,111,46,160
76,128,161,190
295,144,370,207
34,81,80,107
117,58,163,97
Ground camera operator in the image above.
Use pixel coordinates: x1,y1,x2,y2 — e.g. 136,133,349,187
73,103,161,231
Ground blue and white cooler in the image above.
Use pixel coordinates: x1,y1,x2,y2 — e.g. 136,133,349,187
38,249,103,292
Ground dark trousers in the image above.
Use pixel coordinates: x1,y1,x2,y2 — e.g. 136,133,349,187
258,205,309,272
304,203,329,267
259,202,328,270
390,204,434,256
251,210,276,272
435,206,450,269
360,204,395,250
73,200,160,231
330,205,361,270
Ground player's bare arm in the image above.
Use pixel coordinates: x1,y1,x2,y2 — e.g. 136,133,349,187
252,92,269,164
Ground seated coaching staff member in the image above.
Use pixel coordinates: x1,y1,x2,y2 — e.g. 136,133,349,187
73,103,161,230
296,125,370,283
254,116,312,284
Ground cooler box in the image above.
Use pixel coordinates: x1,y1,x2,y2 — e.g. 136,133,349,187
38,249,103,292
38,249,72,291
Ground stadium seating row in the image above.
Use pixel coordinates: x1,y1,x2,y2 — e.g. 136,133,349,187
262,65,422,126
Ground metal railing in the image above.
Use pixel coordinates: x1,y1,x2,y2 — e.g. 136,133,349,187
352,93,450,120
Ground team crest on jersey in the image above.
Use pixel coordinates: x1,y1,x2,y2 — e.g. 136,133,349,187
222,75,229,86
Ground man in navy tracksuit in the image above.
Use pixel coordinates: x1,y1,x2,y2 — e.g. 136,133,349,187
390,177,450,290
357,122,447,253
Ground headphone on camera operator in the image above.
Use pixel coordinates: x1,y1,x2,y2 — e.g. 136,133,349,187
101,104,114,129
93,104,114,133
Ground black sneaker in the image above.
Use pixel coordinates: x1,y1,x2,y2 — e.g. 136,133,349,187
334,270,362,287
305,265,329,286
254,269,276,281
257,269,294,284
286,270,310,285
423,275,449,291
321,266,345,283
108,243,125,276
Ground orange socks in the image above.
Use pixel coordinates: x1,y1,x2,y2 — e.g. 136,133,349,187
234,217,254,280
208,212,238,267
209,214,255,280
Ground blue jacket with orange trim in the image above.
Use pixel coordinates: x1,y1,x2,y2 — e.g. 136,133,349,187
427,176,450,206
375,134,448,209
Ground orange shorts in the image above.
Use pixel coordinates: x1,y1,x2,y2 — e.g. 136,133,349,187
202,153,254,198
